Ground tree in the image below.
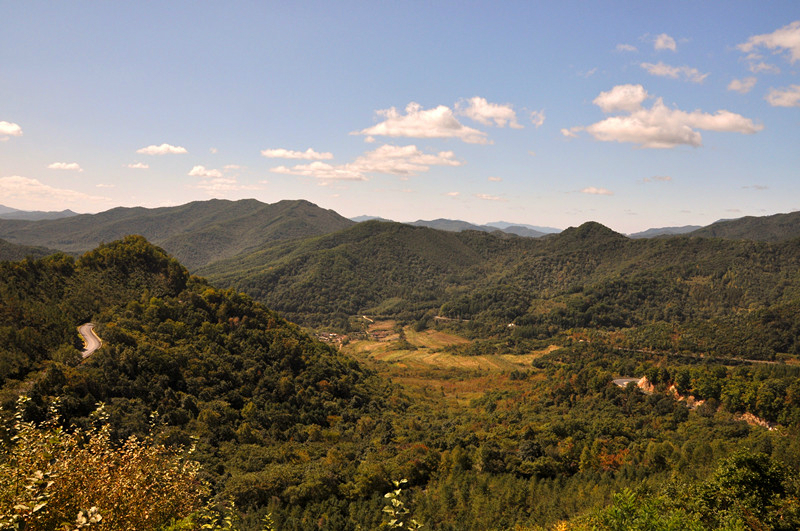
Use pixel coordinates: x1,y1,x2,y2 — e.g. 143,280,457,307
0,398,207,530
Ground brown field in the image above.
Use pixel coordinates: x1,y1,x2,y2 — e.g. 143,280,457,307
341,320,555,404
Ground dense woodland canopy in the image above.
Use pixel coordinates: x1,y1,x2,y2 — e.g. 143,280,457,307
1,224,799,529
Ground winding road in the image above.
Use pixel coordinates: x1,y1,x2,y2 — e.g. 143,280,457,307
78,323,102,359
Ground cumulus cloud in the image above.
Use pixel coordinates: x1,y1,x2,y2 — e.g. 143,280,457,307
530,110,545,128
488,176,502,182
456,97,523,128
475,193,506,201
561,127,581,138
136,143,188,155
223,164,242,171
582,187,613,195
47,162,83,172
738,20,800,64
260,148,334,160
446,191,460,197
0,176,109,208
272,161,366,181
0,121,23,141
354,102,489,144
576,84,762,148
641,176,673,183
188,165,223,178
127,162,149,169
745,54,781,74
654,33,677,51
728,77,757,94
616,43,637,52
271,144,462,181
765,85,800,107
196,176,260,194
593,84,649,113
640,62,708,83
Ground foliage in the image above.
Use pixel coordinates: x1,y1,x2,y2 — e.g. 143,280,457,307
3,235,800,529
382,479,423,530
0,397,206,530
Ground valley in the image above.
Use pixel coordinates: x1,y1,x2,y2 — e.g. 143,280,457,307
1,200,800,530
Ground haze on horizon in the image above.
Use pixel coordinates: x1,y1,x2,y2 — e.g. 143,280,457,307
1,2,799,234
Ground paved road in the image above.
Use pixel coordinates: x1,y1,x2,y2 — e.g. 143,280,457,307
78,323,102,359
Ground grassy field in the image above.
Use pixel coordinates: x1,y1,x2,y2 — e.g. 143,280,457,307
341,320,555,405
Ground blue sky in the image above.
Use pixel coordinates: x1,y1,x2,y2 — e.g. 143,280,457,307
1,2,799,233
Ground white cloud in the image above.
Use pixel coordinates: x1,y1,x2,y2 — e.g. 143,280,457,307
127,162,149,169
456,97,523,128
196,176,260,194
354,102,489,144
766,85,800,107
456,96,523,129
640,62,708,83
654,33,677,51
260,148,334,160
136,143,188,155
578,85,762,148
728,77,757,94
561,127,581,138
738,20,800,64
641,175,673,183
96,183,115,188
749,60,780,74
188,165,223,178
616,43,637,52
446,191,460,197
224,164,242,171
0,121,23,141
0,176,109,208
271,144,462,181
530,110,545,128
488,176,502,182
475,193,506,201
582,187,613,195
593,84,649,113
209,147,218,154
47,162,83,172
272,161,366,181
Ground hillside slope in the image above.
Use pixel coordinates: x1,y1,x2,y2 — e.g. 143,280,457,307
201,219,800,358
0,198,355,269
690,211,800,241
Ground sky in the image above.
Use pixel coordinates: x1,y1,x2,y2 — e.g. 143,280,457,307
1,2,799,234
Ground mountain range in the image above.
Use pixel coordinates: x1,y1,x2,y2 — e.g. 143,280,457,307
3,201,800,529
0,199,354,268
0,204,78,221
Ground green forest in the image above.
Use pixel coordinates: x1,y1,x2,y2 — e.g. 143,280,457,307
2,231,800,530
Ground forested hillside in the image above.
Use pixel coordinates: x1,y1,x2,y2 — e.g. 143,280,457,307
2,236,800,530
200,219,800,360
0,199,355,269
690,210,800,241
0,238,55,262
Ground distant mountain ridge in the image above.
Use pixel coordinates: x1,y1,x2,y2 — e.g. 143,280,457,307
0,204,78,221
629,225,702,239
0,198,355,269
408,218,551,238
689,211,800,241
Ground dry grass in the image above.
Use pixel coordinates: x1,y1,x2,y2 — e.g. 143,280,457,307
341,320,554,405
